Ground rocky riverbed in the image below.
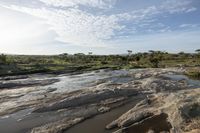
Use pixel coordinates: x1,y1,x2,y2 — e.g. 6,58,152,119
0,68,199,133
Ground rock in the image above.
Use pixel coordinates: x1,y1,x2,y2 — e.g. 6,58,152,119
134,98,151,108
113,129,124,133
179,102,200,132
98,106,110,113
120,113,171,133
46,88,57,93
106,120,118,129
0,75,28,80
31,117,84,133
135,73,142,79
133,81,142,85
160,131,170,133
106,108,155,130
0,68,199,133
34,89,139,113
118,110,154,127
147,129,155,133
0,78,59,89
180,102,200,119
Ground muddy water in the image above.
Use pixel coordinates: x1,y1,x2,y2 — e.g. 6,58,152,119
64,100,172,133
0,108,69,133
125,113,172,133
65,98,143,133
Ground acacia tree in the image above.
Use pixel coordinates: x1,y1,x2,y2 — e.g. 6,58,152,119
148,50,161,68
88,52,93,55
127,50,132,55
126,50,132,65
195,49,200,53
148,50,155,54
195,49,200,65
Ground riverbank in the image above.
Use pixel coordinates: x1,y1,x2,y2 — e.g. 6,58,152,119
1,52,199,77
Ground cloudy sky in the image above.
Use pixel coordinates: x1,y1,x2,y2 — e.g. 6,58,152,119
0,0,200,55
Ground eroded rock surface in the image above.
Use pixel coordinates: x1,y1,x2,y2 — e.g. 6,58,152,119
105,69,200,133
0,68,199,133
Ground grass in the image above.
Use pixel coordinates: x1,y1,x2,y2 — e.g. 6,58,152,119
0,53,199,76
185,67,200,80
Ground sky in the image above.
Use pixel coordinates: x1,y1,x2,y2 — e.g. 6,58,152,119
0,0,200,55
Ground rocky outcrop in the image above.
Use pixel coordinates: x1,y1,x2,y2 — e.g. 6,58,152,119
1,68,200,133
31,117,84,133
0,78,59,89
34,88,139,113
113,113,172,133
105,88,200,133
106,108,155,129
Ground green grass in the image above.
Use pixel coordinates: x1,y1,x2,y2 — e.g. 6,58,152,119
0,53,200,76
185,70,200,80
184,66,200,80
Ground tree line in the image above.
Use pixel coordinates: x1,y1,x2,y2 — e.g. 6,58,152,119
0,49,200,68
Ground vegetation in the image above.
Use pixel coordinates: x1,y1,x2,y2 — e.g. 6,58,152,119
0,50,200,76
195,49,200,53
0,54,7,65
185,67,200,79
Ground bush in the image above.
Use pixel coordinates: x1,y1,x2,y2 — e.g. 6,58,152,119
0,54,7,64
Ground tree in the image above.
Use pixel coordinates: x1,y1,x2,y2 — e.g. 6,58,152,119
127,50,132,55
126,50,132,65
135,55,140,61
195,49,200,53
88,52,93,55
150,57,159,68
148,50,155,53
195,49,200,64
0,54,7,64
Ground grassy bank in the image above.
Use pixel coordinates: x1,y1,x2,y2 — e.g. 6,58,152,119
185,67,200,80
0,51,200,76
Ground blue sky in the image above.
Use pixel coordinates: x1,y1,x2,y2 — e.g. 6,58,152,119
0,0,200,55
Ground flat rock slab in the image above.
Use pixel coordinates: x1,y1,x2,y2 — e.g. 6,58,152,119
34,88,139,113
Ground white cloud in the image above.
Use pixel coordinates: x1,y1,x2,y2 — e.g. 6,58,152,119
38,0,116,9
160,0,194,14
116,0,196,26
179,24,200,28
186,7,197,13
0,0,197,48
3,5,123,47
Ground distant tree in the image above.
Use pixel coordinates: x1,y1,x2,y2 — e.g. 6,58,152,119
178,51,185,55
178,51,188,58
195,49,200,53
74,53,85,56
88,52,93,55
0,54,7,64
62,53,68,56
148,50,155,53
195,49,200,61
127,50,132,55
126,50,132,65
